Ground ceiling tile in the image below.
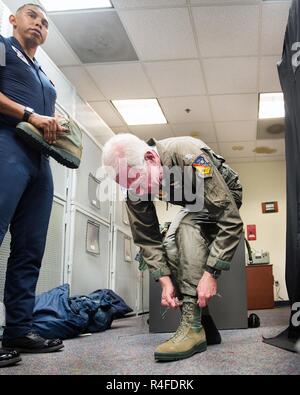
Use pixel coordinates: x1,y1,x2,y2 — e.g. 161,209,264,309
259,57,282,92
129,124,174,140
89,101,125,127
191,0,260,4
219,141,256,158
75,96,114,138
60,66,105,101
192,5,259,57
215,121,257,142
93,133,116,147
118,8,198,60
206,142,220,154
41,20,81,66
112,0,187,8
144,60,206,97
111,126,130,134
203,57,258,94
172,123,216,143
261,2,291,56
86,63,155,99
50,10,138,63
160,96,212,123
210,94,258,122
255,139,285,157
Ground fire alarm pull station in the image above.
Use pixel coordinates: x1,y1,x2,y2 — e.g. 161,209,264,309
247,225,256,241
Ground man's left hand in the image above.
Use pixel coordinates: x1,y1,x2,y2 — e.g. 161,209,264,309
197,271,217,308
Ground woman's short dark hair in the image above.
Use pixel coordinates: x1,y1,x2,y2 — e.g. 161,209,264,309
16,3,47,15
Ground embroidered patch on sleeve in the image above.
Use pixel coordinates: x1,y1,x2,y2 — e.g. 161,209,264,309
192,155,213,178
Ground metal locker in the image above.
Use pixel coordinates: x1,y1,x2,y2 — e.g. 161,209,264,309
112,187,149,313
36,198,66,295
70,208,110,296
112,229,139,313
114,188,131,231
137,269,150,314
73,133,110,222
0,198,66,301
50,159,68,202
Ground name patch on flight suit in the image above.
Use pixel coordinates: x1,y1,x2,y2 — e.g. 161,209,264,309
192,155,213,178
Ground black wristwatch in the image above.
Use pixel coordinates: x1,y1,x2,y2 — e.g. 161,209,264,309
205,266,221,279
23,107,34,122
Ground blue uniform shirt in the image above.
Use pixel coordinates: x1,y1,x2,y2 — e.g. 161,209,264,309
0,35,57,129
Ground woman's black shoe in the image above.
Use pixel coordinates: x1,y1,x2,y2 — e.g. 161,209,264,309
0,348,21,367
2,332,64,354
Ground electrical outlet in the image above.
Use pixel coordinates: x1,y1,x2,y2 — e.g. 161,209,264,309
275,281,279,287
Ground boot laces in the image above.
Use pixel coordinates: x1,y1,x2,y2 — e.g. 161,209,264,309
170,303,195,342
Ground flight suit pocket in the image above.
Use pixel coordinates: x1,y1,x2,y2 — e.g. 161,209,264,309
205,177,230,210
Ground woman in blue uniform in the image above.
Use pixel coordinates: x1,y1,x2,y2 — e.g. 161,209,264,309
0,3,66,366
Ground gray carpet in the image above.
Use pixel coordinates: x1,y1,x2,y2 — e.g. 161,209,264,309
0,307,299,375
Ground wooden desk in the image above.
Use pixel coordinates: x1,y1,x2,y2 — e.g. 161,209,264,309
246,264,274,310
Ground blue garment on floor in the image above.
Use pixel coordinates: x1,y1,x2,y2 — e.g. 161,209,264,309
32,284,132,339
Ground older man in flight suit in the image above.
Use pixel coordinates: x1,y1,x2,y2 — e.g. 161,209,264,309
103,133,243,362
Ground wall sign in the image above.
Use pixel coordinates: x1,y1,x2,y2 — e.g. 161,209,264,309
262,201,279,214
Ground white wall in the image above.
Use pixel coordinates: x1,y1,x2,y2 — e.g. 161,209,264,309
156,160,288,301
229,160,288,301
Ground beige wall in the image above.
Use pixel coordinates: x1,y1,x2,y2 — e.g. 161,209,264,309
230,160,288,301
156,160,288,301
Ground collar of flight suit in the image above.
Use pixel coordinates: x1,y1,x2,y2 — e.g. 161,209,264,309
146,137,173,168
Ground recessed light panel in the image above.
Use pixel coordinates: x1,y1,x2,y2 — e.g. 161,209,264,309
259,93,285,120
112,99,167,126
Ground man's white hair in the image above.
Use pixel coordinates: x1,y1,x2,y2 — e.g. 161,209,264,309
102,133,150,175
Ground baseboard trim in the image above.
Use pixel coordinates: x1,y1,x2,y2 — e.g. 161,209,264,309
275,300,290,307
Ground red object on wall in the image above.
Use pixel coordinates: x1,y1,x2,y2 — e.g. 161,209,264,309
247,225,257,241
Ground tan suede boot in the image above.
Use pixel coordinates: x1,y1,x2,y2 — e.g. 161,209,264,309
154,300,207,362
16,117,82,169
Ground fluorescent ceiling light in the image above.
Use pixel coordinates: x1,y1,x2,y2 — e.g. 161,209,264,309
112,99,167,126
259,93,285,119
39,0,112,12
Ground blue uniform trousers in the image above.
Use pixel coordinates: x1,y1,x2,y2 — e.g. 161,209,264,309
0,128,53,339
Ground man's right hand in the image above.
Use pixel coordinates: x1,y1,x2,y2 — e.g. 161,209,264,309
159,276,178,309
28,113,67,144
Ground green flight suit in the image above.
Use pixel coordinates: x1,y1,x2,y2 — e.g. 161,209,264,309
126,136,243,297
